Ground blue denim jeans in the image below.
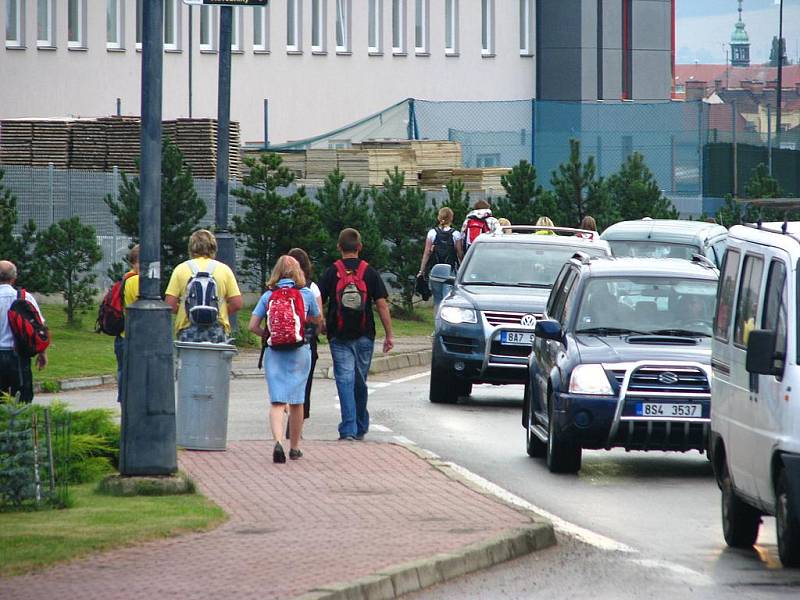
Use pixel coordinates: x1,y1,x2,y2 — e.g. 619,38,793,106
330,337,374,438
114,335,125,403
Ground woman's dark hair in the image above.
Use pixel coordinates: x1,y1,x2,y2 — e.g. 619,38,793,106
288,247,314,283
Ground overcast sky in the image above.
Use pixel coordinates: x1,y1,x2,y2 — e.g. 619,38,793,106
677,0,800,64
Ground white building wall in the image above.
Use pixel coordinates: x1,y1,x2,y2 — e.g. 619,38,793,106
1,0,536,144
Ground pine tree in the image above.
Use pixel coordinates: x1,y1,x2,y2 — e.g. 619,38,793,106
104,139,207,292
716,163,800,226
316,169,385,271
745,163,782,200
231,153,326,292
605,152,678,221
0,169,18,261
495,160,543,225
36,217,102,325
444,178,471,229
372,168,435,316
550,139,616,230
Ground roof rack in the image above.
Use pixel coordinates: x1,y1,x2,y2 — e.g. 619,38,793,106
743,220,800,242
496,225,598,240
690,254,717,270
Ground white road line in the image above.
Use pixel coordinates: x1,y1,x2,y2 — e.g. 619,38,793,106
628,558,714,586
389,371,430,384
371,382,391,389
371,424,393,433
392,435,416,445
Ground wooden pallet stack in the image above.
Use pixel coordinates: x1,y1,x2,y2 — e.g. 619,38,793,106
0,120,34,165
409,141,462,170
304,149,338,184
31,119,71,168
419,167,510,193
173,119,242,180
276,152,306,179
338,147,418,186
101,116,141,173
70,119,109,171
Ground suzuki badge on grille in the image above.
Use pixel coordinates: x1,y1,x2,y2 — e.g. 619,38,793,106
658,372,679,385
521,314,537,327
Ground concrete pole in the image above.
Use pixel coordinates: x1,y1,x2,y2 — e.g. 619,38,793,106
119,0,177,477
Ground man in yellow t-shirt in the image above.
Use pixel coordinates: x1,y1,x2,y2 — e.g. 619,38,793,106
164,229,243,341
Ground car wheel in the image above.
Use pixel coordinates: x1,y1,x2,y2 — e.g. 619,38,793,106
776,469,800,567
525,383,546,458
720,459,761,548
429,365,460,404
546,394,581,473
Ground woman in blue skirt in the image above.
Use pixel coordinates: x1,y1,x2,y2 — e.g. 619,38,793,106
249,255,320,463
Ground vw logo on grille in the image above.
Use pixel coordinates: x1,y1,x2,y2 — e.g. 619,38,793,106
658,372,679,385
521,314,537,327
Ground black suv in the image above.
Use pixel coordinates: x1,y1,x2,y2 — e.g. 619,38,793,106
428,226,612,404
524,255,719,473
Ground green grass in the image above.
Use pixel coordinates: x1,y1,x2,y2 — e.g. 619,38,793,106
382,307,435,338
0,482,226,577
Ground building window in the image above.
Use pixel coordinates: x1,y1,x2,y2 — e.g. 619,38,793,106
287,0,300,51
311,0,324,52
335,0,350,53
200,5,216,51
445,0,457,55
135,0,142,49
392,0,405,54
519,0,532,55
6,0,23,47
476,154,501,168
481,0,494,56
231,7,242,51
68,0,85,48
163,0,179,51
414,0,428,54
368,0,382,53
107,0,124,49
37,0,54,47
253,5,268,52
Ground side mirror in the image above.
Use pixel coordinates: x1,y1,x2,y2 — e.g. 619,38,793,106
746,329,782,376
429,263,455,286
535,319,562,342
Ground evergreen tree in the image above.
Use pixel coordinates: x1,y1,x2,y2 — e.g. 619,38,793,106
36,217,102,325
745,163,782,200
444,178,471,228
550,139,616,230
769,36,790,67
0,169,18,261
495,160,543,225
316,169,385,271
231,153,326,293
605,152,678,221
104,139,206,292
371,168,435,316
718,163,799,227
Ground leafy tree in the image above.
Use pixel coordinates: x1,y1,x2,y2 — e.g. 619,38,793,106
604,152,678,221
36,217,102,325
316,169,385,271
104,139,206,293
371,168,435,316
549,139,616,230
231,153,326,293
495,160,543,225
444,178,471,228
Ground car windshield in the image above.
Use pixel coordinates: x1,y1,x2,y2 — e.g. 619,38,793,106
575,276,717,336
461,242,608,288
608,240,700,260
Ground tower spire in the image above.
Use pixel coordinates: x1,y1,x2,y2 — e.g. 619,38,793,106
731,0,750,67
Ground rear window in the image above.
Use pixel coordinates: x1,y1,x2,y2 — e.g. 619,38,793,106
608,240,700,261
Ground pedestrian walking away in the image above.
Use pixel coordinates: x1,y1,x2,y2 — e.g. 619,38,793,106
0,260,48,403
577,215,597,238
460,200,499,254
319,228,394,441
249,255,321,463
535,215,556,234
418,207,463,314
165,229,243,342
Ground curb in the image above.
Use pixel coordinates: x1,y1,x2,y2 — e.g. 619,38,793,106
290,443,556,600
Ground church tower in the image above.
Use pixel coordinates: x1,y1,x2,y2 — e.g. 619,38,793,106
730,0,751,67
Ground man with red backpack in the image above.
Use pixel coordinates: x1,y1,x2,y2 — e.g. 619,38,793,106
0,260,48,403
319,229,394,441
459,199,500,256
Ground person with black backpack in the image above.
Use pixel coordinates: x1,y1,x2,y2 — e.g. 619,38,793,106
319,228,394,441
418,207,463,312
0,260,48,404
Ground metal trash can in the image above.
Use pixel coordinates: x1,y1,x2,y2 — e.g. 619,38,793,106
175,341,238,451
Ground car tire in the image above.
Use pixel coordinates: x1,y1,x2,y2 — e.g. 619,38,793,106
525,384,546,459
546,395,581,473
429,365,460,404
720,460,761,548
776,469,800,567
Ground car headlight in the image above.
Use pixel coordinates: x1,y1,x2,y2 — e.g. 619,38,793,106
440,306,478,324
569,364,613,395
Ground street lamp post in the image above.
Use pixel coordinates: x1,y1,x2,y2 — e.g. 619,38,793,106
119,0,177,476
776,0,784,141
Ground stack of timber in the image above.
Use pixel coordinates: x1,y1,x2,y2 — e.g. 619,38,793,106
276,152,306,179
70,119,109,171
0,120,34,165
358,140,462,171
173,118,218,178
31,119,71,168
304,149,338,184
101,116,141,174
337,147,418,186
419,167,510,192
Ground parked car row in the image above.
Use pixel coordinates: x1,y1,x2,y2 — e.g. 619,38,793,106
427,218,800,567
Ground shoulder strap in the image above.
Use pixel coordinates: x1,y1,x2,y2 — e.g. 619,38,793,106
120,276,128,308
334,260,347,278
205,260,218,275
355,260,369,279
188,260,200,276
17,288,24,301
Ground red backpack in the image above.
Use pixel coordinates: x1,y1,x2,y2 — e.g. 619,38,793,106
266,287,306,350
334,260,369,338
96,273,133,336
8,289,50,357
465,215,491,247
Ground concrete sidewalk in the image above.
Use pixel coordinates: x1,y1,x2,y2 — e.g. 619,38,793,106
0,441,554,600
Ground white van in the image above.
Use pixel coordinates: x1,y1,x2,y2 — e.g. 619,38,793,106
710,222,800,566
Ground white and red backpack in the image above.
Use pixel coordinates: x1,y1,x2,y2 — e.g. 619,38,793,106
266,287,306,350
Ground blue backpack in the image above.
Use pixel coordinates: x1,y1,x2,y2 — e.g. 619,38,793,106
185,260,220,326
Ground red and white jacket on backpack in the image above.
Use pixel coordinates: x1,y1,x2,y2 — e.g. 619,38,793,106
461,208,500,248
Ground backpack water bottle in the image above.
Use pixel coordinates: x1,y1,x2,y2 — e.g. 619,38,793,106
185,260,220,326
266,287,306,350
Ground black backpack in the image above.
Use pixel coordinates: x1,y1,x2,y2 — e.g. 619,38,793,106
430,227,458,270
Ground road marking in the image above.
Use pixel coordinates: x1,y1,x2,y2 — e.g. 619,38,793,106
392,435,416,445
371,382,391,389
628,558,713,586
371,424,392,433
389,371,430,384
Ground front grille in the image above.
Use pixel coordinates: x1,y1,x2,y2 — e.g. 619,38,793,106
611,420,708,452
490,341,532,358
609,366,709,396
483,311,542,327
442,335,477,354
